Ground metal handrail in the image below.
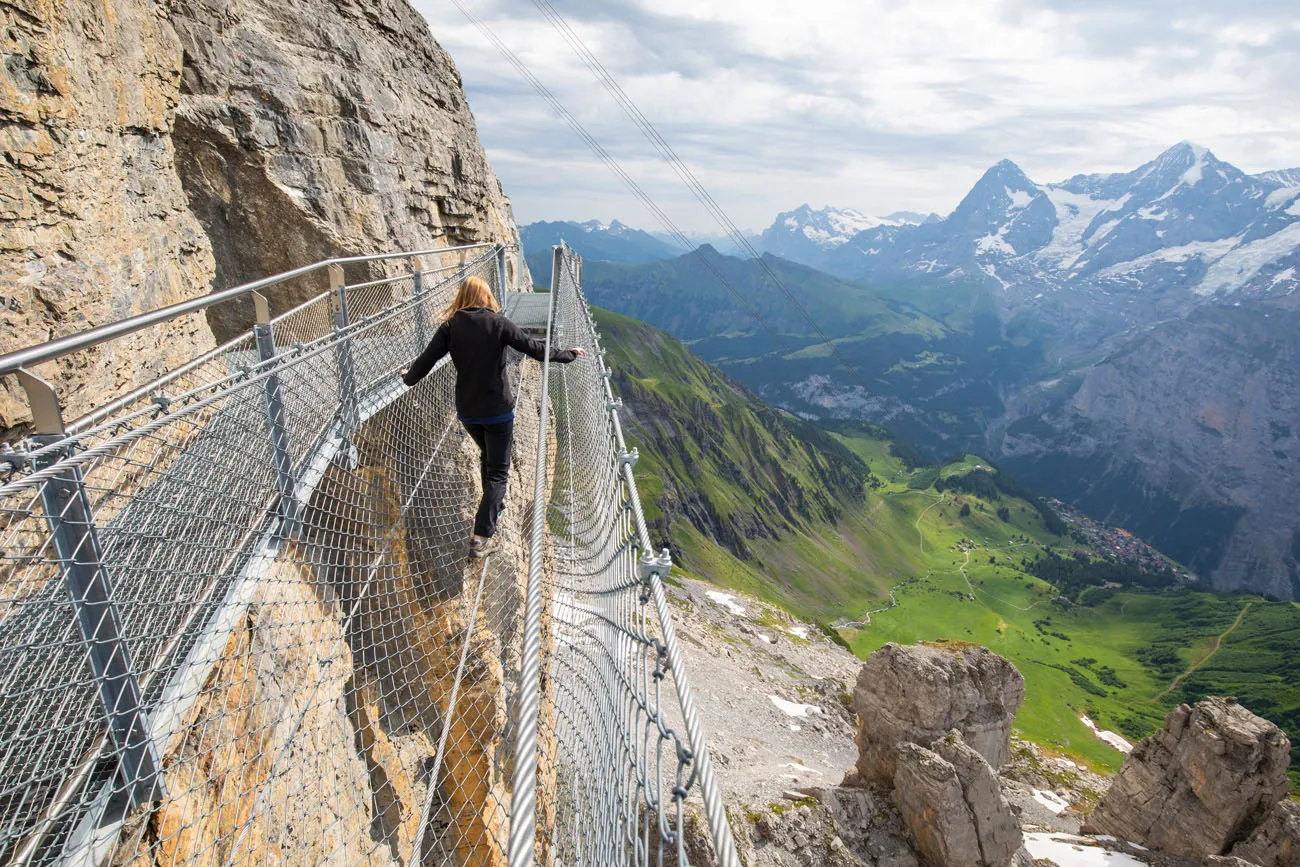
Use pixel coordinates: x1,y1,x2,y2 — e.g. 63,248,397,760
0,242,500,375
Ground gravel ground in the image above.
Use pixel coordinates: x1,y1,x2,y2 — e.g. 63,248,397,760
666,578,862,805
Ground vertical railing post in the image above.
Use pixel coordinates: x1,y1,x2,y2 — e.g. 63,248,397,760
329,264,360,434
412,269,427,351
15,371,164,814
495,243,508,306
252,292,299,533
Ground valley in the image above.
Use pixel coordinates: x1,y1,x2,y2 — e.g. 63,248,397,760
530,145,1300,601
596,306,1300,785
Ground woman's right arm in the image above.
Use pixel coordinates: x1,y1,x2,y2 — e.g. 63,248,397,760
402,322,451,386
502,319,585,363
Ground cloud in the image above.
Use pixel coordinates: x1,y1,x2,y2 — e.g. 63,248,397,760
412,0,1300,232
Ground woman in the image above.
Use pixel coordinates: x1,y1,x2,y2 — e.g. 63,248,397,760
401,275,585,559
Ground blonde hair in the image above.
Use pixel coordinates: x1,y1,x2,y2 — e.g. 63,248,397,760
442,275,500,319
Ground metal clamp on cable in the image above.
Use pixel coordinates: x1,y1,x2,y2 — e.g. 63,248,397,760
639,547,671,583
607,398,623,412
619,448,638,468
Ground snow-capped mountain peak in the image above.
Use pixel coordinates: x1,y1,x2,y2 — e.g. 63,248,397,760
761,205,933,261
766,145,1300,310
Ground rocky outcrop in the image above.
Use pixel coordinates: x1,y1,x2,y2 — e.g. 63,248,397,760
1233,800,1300,867
739,788,919,867
169,0,524,340
1082,697,1292,859
893,732,1021,867
1,0,216,432
853,642,1025,786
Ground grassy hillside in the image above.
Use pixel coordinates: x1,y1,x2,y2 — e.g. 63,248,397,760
599,307,1300,784
596,306,902,614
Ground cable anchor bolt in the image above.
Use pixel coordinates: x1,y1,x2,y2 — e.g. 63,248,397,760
619,448,638,468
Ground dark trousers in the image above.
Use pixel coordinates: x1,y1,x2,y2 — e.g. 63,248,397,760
463,419,514,538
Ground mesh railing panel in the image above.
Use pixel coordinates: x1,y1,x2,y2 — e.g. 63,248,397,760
0,247,545,866
0,242,736,867
510,245,738,867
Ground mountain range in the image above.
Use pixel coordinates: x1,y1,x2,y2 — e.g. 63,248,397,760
526,144,1300,600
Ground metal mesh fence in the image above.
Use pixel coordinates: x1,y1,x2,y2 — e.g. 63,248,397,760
508,245,738,867
0,242,736,867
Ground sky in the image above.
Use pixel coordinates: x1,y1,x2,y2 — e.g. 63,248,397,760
412,0,1300,234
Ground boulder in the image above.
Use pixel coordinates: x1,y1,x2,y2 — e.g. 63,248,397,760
931,732,1022,865
1082,697,1291,859
1233,800,1300,867
854,643,1025,786
893,732,1021,867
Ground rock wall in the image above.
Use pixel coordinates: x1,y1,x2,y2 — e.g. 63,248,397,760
0,0,216,433
169,0,524,340
1003,295,1300,599
2,0,523,431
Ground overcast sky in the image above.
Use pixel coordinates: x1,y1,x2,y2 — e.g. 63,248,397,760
412,0,1300,233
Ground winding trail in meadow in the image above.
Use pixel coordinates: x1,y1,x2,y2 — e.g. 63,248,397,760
1155,601,1254,701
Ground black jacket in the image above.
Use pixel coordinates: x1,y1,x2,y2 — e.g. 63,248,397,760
402,307,578,418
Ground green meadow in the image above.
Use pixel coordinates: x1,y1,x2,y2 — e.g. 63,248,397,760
596,306,1300,783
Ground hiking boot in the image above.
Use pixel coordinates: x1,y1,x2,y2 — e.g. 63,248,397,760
468,537,497,560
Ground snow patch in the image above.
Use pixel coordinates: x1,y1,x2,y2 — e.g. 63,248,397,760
1265,187,1299,209
980,262,1012,290
1196,221,1300,296
975,233,1015,256
1006,187,1034,209
785,625,811,640
1035,188,1130,270
1032,789,1071,815
1023,833,1145,867
1081,715,1133,753
1097,235,1238,280
787,206,918,250
1288,199,1300,217
705,591,747,616
755,634,773,644
768,695,823,718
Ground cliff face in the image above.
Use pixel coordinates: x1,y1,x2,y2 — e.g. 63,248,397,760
2,0,522,427
1003,295,1300,599
0,0,216,432
169,0,524,340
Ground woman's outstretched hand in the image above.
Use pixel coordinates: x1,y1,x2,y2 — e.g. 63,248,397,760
572,348,587,356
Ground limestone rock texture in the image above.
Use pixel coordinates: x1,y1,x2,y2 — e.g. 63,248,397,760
1082,697,1292,860
0,0,216,432
168,0,525,340
892,732,1021,867
2,0,524,432
854,642,1025,787
1233,800,1300,867
738,788,919,867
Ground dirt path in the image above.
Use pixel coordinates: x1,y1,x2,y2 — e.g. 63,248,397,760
914,495,945,553
1156,601,1253,701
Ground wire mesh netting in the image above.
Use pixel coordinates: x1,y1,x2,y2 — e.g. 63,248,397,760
0,242,735,867
514,246,735,867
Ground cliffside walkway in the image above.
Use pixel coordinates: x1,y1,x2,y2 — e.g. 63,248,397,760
0,243,738,867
